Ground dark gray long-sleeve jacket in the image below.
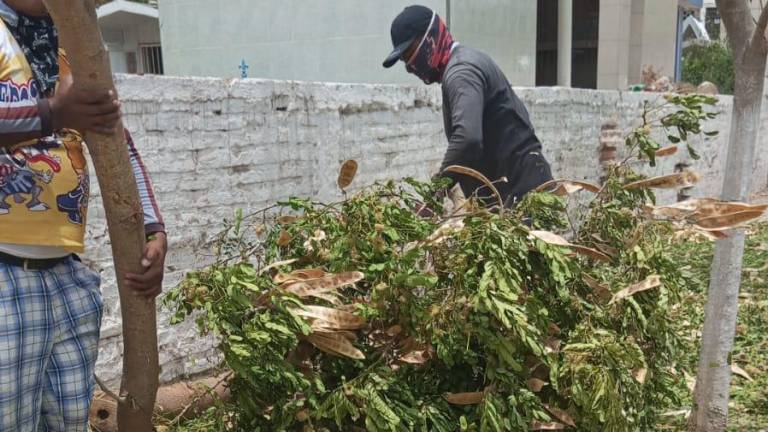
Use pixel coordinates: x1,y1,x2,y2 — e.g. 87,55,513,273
440,45,552,206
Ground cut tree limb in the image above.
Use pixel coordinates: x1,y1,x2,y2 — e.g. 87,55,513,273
42,1,158,431
89,373,233,432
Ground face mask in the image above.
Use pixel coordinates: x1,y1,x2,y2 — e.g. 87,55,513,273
405,12,454,85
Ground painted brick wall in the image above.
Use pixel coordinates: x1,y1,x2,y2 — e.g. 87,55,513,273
89,75,766,387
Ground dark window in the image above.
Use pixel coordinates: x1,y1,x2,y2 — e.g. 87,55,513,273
705,7,721,40
536,0,599,89
140,44,164,75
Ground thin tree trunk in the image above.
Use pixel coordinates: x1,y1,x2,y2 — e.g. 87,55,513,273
690,3,768,429
42,1,159,430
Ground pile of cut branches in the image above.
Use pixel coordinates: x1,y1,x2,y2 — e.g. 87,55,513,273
165,94,766,431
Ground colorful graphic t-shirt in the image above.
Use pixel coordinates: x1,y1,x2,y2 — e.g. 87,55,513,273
0,17,165,255
0,19,89,252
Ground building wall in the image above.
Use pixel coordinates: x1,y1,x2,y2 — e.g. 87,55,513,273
635,0,679,82
90,75,768,387
597,0,633,89
156,0,536,85
449,0,536,86
101,15,161,74
599,0,678,88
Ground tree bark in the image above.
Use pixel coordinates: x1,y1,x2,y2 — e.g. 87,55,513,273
42,1,159,430
691,2,768,431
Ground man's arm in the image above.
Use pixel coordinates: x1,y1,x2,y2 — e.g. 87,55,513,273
438,66,485,176
124,127,167,298
125,128,165,235
0,83,120,148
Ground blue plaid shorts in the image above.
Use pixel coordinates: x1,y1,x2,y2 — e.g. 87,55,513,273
0,256,103,432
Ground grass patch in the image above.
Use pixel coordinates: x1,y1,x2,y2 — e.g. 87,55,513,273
661,222,768,431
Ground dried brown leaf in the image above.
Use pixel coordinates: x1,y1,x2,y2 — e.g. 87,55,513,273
425,219,465,245
292,305,366,330
543,404,576,428
536,179,600,195
337,160,358,190
311,327,357,342
443,165,504,208
594,243,619,257
306,333,365,360
695,202,768,218
693,210,766,230
257,258,299,276
632,368,648,384
624,171,700,190
386,325,402,337
655,146,678,157
731,363,754,382
548,322,561,335
530,230,571,247
545,337,562,354
695,229,729,240
582,274,613,303
293,268,327,280
308,292,343,306
609,275,662,305
283,271,365,297
399,350,431,365
274,268,328,285
277,215,299,224
277,230,293,247
570,245,612,262
443,392,485,405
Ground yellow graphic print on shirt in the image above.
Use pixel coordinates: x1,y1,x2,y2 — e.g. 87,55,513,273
0,19,88,252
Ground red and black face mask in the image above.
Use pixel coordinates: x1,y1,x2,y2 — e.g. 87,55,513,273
405,12,454,85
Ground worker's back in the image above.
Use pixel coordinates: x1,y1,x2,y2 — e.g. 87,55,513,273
441,45,550,206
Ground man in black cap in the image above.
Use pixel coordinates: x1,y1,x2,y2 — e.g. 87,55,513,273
383,5,553,208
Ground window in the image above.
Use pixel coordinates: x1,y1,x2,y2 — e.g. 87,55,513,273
705,7,721,39
140,44,164,75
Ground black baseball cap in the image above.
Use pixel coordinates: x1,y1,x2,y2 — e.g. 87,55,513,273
382,5,434,68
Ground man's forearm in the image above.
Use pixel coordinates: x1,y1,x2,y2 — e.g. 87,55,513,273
125,129,165,234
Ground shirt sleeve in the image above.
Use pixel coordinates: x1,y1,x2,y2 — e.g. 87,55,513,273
438,65,485,175
0,97,53,146
125,128,165,235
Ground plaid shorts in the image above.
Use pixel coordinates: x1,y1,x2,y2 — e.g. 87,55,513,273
0,256,103,432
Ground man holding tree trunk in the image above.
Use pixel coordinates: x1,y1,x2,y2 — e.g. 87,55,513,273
0,0,167,430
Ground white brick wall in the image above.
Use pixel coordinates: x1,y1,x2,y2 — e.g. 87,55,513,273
88,75,766,387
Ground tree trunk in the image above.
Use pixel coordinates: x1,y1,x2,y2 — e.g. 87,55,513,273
690,3,768,430
42,1,159,430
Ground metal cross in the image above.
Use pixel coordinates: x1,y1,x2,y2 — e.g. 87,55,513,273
238,59,249,78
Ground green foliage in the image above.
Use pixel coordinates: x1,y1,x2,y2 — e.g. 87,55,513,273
625,95,718,167
164,95,721,431
682,42,735,95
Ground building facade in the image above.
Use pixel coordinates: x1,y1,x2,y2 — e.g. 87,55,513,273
93,0,704,90
98,0,163,75
156,0,537,85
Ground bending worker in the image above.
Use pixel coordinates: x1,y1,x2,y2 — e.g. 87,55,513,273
383,5,554,207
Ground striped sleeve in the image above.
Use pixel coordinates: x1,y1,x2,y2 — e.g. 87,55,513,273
125,128,165,235
0,97,53,142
